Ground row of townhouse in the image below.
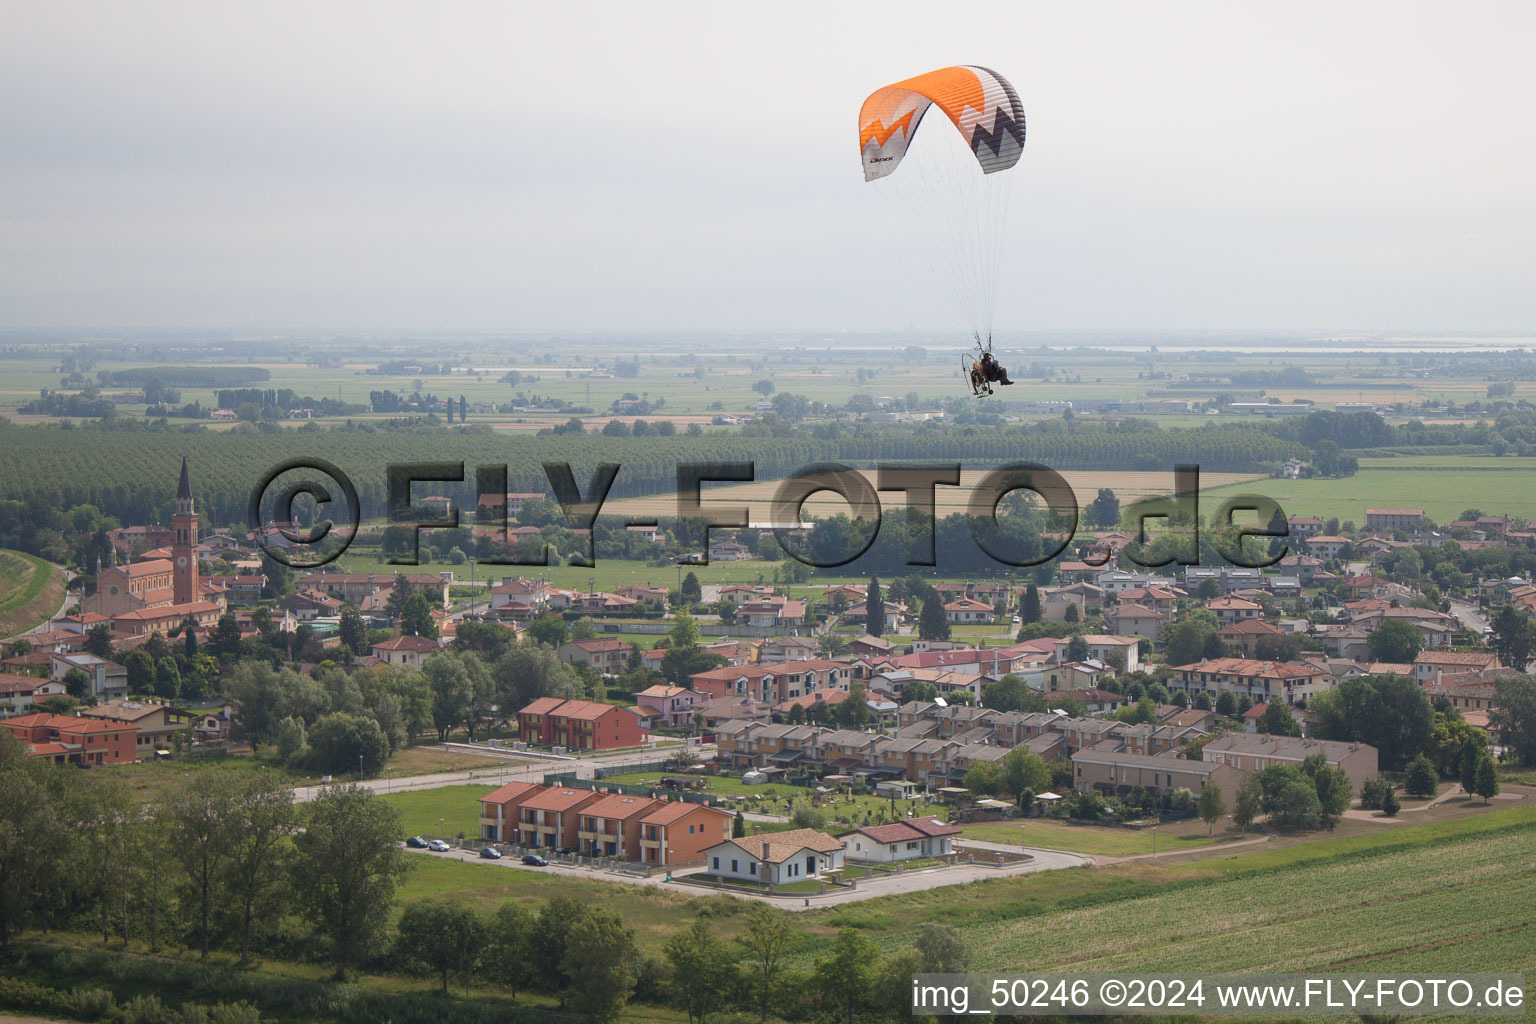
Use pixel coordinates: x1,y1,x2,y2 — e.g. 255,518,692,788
1070,732,1379,812
300,571,451,609
477,780,733,866
689,658,855,705
516,697,648,750
715,704,1213,790
1,712,138,765
714,720,1011,788
1165,657,1331,704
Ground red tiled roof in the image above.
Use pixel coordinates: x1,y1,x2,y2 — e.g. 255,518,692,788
580,793,661,820
519,696,567,716
639,800,730,827
118,560,173,577
480,781,540,805
519,787,601,812
372,635,440,652
904,816,963,837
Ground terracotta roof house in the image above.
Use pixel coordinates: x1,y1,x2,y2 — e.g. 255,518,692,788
839,817,960,863
478,781,542,842
512,786,605,849
637,800,735,867
576,793,663,859
701,828,846,885
370,634,443,669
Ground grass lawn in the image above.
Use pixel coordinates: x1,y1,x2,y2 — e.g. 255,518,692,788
101,744,520,809
378,744,533,779
382,784,489,838
394,854,764,956
958,817,1225,856
106,752,318,806
0,549,66,637
595,769,933,826
687,873,828,894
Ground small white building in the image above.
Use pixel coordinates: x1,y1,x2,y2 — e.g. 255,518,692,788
700,828,846,885
839,817,962,863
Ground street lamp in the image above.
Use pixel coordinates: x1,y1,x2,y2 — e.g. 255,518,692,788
358,753,364,780
1151,826,1157,858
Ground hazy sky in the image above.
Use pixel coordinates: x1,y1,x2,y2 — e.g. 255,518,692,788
1,1,1532,332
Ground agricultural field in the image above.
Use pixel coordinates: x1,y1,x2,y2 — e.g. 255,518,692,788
597,468,1267,523
965,822,1536,974
0,549,66,638
1202,460,1536,524
796,808,1536,963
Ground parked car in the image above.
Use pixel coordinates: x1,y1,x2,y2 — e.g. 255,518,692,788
427,839,451,852
479,846,502,859
319,775,333,784
521,853,548,866
405,836,429,849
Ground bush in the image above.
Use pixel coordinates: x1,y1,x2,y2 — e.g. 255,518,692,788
65,987,118,1021
1359,776,1391,810
1166,787,1195,813
122,993,171,1024
207,1003,264,1024
788,799,827,830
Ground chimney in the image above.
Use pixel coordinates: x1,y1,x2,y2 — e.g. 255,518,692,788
761,841,771,859
752,824,761,835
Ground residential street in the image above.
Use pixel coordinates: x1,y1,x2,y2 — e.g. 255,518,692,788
292,743,712,803
1447,597,1489,636
403,841,1093,909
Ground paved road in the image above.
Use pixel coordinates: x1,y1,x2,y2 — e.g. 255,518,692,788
294,744,714,803
1447,598,1489,636
405,841,1092,909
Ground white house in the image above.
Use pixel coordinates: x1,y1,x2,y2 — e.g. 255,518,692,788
838,817,961,863
700,828,845,885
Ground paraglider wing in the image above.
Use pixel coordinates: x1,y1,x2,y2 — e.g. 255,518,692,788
858,65,1025,182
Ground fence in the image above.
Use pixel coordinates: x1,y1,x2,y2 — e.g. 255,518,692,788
539,769,720,807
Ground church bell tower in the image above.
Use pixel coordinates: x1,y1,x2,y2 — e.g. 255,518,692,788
172,456,199,605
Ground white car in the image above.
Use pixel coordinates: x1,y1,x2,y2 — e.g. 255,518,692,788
427,839,451,852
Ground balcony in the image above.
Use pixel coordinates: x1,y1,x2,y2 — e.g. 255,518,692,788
639,837,662,849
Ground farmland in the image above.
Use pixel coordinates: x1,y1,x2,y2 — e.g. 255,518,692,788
598,468,1267,523
967,822,1536,974
801,808,1536,965
1203,457,1536,524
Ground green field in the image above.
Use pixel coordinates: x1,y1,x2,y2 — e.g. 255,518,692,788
1204,460,1536,524
382,784,493,839
959,817,1223,856
595,769,931,824
967,821,1536,974
0,549,65,638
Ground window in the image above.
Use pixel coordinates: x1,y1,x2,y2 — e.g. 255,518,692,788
689,824,694,834
749,862,757,875
731,859,738,873
712,857,719,869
